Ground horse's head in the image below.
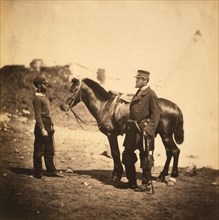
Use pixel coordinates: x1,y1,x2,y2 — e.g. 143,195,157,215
70,77,81,93
60,77,82,112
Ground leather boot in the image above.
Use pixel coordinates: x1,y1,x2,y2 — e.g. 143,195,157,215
135,169,152,192
119,164,137,189
135,183,151,192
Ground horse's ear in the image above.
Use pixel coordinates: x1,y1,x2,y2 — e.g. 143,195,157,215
71,77,80,85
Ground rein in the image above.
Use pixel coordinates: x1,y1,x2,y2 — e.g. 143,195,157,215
64,110,88,130
65,80,119,130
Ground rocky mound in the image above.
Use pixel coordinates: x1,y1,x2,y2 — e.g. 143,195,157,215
0,65,71,118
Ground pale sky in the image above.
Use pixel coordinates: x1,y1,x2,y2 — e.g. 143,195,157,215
1,1,217,75
1,1,218,168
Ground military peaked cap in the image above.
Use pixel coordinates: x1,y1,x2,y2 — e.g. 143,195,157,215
135,70,150,79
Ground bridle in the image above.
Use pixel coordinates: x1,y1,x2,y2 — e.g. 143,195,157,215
64,80,119,130
68,82,82,109
64,81,89,130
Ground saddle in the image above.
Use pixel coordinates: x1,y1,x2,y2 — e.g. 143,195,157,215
119,93,133,103
114,94,133,135
109,90,133,103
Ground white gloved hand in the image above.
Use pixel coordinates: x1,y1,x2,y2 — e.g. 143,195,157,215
41,128,48,136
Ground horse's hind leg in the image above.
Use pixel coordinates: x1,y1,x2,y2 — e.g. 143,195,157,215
157,146,172,182
157,135,180,183
170,144,180,178
107,134,124,182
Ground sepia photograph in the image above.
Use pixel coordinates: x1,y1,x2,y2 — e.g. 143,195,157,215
0,1,218,219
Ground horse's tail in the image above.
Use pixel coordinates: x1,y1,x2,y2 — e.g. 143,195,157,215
174,107,184,145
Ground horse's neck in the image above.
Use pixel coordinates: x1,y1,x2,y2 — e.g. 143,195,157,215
81,85,108,122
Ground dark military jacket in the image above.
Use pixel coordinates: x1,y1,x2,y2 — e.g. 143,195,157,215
130,86,160,135
123,86,160,148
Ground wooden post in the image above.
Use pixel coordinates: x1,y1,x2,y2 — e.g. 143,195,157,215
96,68,106,85
29,59,44,73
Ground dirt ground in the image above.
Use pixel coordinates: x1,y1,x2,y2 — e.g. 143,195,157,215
0,65,218,219
0,111,218,220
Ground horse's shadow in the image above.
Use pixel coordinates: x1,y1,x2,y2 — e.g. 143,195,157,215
9,167,33,175
9,167,51,176
9,167,160,187
73,169,125,186
8,167,122,186
73,169,159,186
8,167,119,184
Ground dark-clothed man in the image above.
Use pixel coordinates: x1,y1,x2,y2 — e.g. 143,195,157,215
122,70,160,192
32,76,63,179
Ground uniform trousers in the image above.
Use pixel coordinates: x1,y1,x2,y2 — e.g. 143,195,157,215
33,125,57,176
123,122,154,185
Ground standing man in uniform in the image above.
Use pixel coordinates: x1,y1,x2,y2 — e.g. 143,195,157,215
122,70,160,192
32,76,63,179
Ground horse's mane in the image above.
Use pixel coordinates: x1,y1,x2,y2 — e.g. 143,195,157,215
82,78,112,99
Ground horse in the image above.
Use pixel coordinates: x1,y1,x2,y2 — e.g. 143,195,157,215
60,77,184,185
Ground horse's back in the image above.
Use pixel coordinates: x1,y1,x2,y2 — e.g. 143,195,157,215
157,98,184,144
113,96,184,144
159,98,180,112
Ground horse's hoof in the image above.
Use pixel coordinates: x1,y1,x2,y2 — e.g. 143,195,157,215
156,175,166,182
112,175,121,182
167,177,176,186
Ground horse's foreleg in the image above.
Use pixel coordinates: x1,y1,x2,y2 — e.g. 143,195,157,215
107,134,124,181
